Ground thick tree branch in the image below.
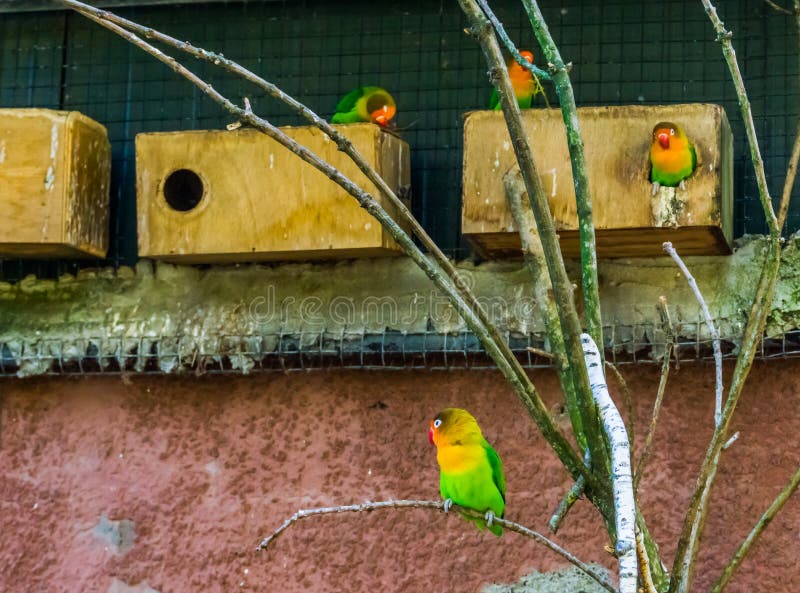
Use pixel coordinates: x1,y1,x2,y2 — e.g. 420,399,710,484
457,0,609,499
582,334,637,593
520,0,603,356
257,499,617,593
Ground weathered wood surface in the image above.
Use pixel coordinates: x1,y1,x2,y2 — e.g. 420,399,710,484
462,104,733,258
136,123,410,262
0,108,110,258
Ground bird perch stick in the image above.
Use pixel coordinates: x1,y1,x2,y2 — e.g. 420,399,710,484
256,498,617,593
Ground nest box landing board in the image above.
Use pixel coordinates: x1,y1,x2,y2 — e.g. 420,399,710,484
136,124,410,263
462,104,733,258
0,109,111,258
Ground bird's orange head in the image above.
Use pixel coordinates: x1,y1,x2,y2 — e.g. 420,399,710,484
429,408,483,447
508,51,534,79
652,121,687,150
366,91,397,127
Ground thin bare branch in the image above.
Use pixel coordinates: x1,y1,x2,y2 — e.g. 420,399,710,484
549,447,591,533
764,0,793,14
257,499,617,593
605,361,635,455
778,115,800,231
710,465,800,593
634,297,674,492
663,242,722,427
636,526,659,593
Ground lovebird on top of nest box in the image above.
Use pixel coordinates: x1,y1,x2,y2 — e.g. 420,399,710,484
331,86,396,127
429,408,506,536
489,50,545,110
649,121,697,194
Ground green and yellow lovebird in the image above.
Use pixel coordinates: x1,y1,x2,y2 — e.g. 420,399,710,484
489,50,545,110
428,408,506,536
331,86,396,127
649,121,697,194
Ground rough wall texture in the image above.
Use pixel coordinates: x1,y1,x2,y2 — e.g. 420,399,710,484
0,360,798,593
5,236,800,376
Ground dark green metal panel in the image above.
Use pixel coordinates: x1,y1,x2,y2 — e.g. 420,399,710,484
0,0,798,281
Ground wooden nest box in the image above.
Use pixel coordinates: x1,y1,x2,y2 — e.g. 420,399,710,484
136,124,410,263
0,109,111,258
462,104,733,258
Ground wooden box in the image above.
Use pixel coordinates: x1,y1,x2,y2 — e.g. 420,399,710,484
136,124,410,262
462,104,733,258
0,108,111,258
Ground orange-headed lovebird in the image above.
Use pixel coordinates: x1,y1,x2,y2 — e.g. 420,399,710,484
489,51,540,110
649,121,697,194
331,86,396,127
429,408,506,536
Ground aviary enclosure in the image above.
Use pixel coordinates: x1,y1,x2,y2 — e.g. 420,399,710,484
0,1,799,593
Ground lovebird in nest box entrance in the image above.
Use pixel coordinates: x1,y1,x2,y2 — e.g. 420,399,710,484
331,86,397,127
429,408,506,536
649,121,697,194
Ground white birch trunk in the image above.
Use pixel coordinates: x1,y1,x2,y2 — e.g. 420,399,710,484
581,333,638,593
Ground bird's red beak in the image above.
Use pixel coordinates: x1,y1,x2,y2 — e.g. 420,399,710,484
658,132,670,149
371,104,396,126
428,427,435,445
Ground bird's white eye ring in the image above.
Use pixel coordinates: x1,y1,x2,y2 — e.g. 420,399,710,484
433,418,442,428
670,129,675,135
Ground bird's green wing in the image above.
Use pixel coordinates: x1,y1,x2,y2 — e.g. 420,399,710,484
334,87,365,115
690,143,697,170
488,88,501,110
482,439,506,505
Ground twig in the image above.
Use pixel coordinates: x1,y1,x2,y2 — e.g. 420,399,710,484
475,0,551,106
549,447,591,533
63,0,598,496
634,297,674,492
710,466,800,593
778,114,800,231
763,0,793,14
581,333,637,593
257,499,617,593
526,346,554,359
605,361,635,455
722,431,740,449
663,241,722,428
521,0,604,357
635,526,659,593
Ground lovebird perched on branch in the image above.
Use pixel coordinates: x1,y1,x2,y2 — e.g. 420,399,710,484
428,408,506,536
489,50,545,110
649,121,697,194
331,86,396,127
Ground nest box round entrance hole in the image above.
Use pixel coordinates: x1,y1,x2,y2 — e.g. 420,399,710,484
163,169,204,212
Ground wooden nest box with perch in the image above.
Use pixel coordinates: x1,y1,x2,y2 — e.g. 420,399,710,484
0,108,111,258
462,104,733,258
136,123,410,263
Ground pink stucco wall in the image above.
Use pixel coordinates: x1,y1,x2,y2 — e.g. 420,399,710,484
0,360,798,592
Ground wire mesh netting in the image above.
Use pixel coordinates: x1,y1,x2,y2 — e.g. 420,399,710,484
0,0,799,281
2,321,800,377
